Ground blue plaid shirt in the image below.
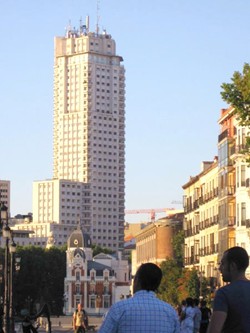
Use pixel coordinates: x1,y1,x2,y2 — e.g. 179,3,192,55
98,290,180,333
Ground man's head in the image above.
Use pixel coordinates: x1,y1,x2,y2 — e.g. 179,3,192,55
200,300,207,307
193,298,199,307
219,246,249,282
77,303,83,311
133,263,162,294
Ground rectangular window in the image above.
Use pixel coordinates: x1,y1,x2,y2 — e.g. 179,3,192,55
103,295,110,308
241,202,246,226
241,165,246,186
90,296,96,308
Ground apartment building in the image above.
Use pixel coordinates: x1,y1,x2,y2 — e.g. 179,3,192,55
30,18,125,251
133,215,183,271
217,108,236,259
0,180,10,213
183,106,250,281
183,159,219,284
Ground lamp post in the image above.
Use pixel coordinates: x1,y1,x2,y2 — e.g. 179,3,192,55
9,239,16,333
199,271,204,301
1,203,17,333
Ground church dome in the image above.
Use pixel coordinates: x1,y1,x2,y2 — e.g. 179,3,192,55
67,227,92,249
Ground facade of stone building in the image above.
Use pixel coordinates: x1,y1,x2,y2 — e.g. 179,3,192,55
64,227,130,315
183,106,250,288
132,215,183,276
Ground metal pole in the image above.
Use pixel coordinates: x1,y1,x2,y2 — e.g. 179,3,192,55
9,251,13,333
3,237,9,333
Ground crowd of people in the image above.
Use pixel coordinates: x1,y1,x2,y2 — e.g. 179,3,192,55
1,246,248,333
177,298,211,333
99,246,250,332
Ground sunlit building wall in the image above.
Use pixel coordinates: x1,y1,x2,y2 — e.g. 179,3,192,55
183,158,219,286
32,20,125,251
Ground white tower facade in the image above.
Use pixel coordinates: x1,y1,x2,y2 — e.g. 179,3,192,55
52,21,125,251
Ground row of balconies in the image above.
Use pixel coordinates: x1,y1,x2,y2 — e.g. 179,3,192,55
184,189,219,213
184,245,219,264
185,215,237,236
184,255,199,265
199,216,219,229
199,244,218,256
218,185,236,197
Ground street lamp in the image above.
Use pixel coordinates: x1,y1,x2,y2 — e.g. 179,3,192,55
9,239,16,333
1,203,17,333
199,271,205,301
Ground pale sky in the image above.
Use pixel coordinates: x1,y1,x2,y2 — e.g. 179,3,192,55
0,0,249,221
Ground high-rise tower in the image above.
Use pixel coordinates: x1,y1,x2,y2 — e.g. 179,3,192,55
52,19,125,251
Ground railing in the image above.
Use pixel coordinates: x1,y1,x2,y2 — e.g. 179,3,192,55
218,129,228,142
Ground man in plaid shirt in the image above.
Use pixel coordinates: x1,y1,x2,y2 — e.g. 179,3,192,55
98,263,180,333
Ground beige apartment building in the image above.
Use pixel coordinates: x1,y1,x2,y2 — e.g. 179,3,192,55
183,159,219,285
30,19,125,251
183,106,250,283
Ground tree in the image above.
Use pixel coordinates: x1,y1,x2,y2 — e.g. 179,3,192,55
158,258,182,306
14,245,66,315
158,230,185,306
172,230,184,267
91,244,114,256
221,63,250,160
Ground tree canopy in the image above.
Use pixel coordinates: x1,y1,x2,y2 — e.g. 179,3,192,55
157,231,210,306
221,63,250,127
3,245,66,316
221,63,250,162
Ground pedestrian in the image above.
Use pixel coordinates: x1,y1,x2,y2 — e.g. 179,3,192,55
22,316,38,333
178,300,186,321
207,246,250,333
72,303,88,333
180,297,195,333
199,300,211,333
193,298,201,333
98,262,180,333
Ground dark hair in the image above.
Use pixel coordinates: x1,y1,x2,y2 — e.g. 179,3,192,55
136,263,162,291
200,300,207,307
225,246,249,271
193,298,199,306
186,297,193,307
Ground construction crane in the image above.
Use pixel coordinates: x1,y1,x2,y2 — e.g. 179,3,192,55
124,208,183,222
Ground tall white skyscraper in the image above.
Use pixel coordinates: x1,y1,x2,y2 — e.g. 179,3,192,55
50,19,125,251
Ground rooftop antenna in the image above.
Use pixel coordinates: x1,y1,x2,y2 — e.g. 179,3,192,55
96,0,100,35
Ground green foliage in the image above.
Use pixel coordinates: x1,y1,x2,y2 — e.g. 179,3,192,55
186,269,200,298
158,258,182,306
91,244,114,256
221,63,250,162
158,259,211,306
13,246,66,316
172,230,184,267
221,63,250,126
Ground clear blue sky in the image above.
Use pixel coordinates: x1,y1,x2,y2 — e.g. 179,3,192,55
0,0,249,220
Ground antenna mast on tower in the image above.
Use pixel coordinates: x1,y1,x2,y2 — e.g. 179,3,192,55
96,0,100,34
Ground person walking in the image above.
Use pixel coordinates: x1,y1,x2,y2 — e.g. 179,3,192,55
193,298,201,333
207,246,250,333
180,297,195,333
73,303,88,333
98,263,180,333
199,300,211,333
